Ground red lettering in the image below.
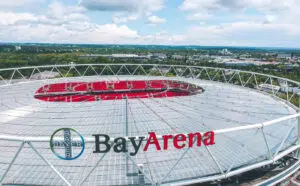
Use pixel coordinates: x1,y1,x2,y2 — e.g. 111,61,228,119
174,134,186,149
203,131,215,146
162,135,173,150
188,132,202,147
143,132,161,151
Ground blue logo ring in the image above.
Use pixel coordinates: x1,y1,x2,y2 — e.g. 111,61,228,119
50,128,85,160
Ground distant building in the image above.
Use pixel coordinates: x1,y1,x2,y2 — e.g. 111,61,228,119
190,55,209,60
31,71,60,80
278,79,300,93
79,54,102,59
258,84,280,92
239,54,251,58
285,64,299,71
265,52,277,56
15,46,22,51
111,54,139,58
112,54,151,61
219,48,232,55
79,54,151,61
171,55,185,60
277,53,292,60
224,61,253,66
151,53,167,60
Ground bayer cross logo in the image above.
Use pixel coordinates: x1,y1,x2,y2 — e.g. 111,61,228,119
50,128,85,160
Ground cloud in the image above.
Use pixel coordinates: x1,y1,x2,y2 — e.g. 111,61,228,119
2,0,300,47
79,0,164,13
180,0,287,12
80,0,165,24
180,0,220,12
112,14,138,24
0,0,44,9
139,31,186,44
0,0,47,12
79,0,137,12
0,1,89,27
263,14,277,24
186,12,212,21
147,15,166,24
44,1,88,24
184,21,300,46
0,12,38,26
0,21,139,44
180,0,299,16
179,0,300,46
0,1,138,44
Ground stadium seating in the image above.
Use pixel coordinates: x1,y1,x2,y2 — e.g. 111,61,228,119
35,80,200,102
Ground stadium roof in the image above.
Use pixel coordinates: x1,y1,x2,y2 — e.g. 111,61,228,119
0,64,299,185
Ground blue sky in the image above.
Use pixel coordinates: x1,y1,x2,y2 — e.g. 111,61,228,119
1,0,300,47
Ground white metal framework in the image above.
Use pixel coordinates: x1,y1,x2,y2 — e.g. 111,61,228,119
0,64,299,186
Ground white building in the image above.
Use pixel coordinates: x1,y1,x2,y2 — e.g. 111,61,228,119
31,71,60,80
171,55,185,60
277,53,292,60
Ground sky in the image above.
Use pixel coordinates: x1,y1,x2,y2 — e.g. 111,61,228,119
1,0,300,47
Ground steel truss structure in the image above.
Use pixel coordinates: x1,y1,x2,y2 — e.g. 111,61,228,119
0,64,299,186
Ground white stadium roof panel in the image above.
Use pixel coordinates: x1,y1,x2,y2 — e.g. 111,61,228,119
0,64,299,186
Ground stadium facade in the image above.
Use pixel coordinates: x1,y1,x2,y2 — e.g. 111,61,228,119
0,64,299,186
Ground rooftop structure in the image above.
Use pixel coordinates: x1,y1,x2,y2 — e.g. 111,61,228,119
0,64,299,186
